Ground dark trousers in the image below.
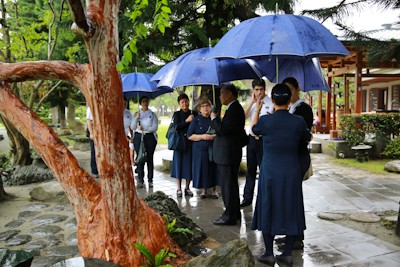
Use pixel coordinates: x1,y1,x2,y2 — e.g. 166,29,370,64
217,160,241,222
89,139,98,175
243,136,263,202
133,132,157,183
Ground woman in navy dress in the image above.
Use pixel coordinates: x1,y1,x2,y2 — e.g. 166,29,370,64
170,94,197,197
187,97,218,199
251,84,312,266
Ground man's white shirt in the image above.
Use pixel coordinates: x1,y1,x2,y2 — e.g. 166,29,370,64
249,96,273,137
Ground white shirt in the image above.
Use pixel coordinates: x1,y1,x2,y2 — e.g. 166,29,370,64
289,98,305,114
249,96,273,136
131,109,158,134
86,107,93,121
123,109,133,137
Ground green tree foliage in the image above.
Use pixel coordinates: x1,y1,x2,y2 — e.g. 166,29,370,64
118,0,297,71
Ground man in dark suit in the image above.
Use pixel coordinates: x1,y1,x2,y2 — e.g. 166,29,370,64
211,84,245,225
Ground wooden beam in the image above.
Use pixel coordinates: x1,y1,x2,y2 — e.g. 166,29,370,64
327,64,357,77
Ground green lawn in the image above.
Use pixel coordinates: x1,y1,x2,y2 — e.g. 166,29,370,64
157,124,168,145
330,158,392,175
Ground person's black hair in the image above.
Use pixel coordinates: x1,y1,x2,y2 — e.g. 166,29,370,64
139,96,149,104
271,83,292,106
282,77,299,90
177,93,189,103
123,96,128,102
221,84,238,98
252,79,265,89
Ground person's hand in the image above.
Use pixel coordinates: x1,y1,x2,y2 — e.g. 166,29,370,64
137,125,143,131
90,133,94,140
250,92,257,105
186,114,194,123
203,134,215,141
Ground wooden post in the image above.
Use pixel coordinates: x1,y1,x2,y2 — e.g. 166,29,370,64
326,65,332,130
333,83,337,130
354,51,363,113
344,78,350,114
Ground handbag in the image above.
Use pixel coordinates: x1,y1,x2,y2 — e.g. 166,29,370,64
135,134,147,164
166,119,186,151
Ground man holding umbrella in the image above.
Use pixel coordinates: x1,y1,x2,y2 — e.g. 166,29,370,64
241,79,273,208
211,84,245,225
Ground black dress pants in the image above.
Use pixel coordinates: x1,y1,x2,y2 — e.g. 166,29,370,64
217,159,241,222
89,138,98,175
133,132,157,183
243,136,263,202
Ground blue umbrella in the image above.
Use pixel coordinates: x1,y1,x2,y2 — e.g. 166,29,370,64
151,47,264,88
121,72,173,99
257,57,330,92
209,14,350,59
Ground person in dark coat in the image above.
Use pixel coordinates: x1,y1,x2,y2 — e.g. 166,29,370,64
187,97,218,199
211,84,245,225
170,94,197,197
284,77,313,178
273,77,314,251
241,79,274,208
251,83,312,266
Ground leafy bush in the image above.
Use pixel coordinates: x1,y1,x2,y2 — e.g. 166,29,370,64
340,113,400,147
382,137,400,159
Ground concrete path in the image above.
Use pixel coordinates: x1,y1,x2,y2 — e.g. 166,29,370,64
149,149,400,267
0,142,399,266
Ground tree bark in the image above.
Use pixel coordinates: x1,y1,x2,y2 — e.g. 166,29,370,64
0,0,186,265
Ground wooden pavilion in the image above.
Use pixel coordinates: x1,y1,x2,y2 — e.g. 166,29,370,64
315,38,400,135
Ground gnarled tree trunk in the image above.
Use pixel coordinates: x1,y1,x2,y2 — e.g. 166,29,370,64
0,0,186,266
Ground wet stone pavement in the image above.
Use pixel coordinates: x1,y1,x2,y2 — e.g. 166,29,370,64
0,146,399,266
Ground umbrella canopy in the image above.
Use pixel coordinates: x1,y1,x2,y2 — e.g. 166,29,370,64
151,47,264,89
209,14,349,60
121,72,173,99
258,57,330,92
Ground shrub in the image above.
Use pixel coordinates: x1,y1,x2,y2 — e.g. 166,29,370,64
340,113,400,147
382,137,400,159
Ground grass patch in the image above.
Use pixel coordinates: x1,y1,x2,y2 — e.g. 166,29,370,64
330,158,392,175
157,124,168,145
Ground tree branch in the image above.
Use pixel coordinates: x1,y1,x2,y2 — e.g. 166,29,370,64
67,0,90,34
0,61,88,91
0,83,101,209
34,80,63,112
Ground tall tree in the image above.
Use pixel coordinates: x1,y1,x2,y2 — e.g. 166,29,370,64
0,0,184,266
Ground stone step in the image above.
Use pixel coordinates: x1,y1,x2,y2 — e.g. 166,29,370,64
309,141,322,153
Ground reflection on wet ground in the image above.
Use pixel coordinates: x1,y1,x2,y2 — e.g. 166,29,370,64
138,148,400,266
0,143,399,266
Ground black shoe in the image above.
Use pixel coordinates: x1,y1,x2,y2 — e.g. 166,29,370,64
277,240,304,250
255,254,275,266
240,200,252,207
185,189,193,196
148,182,153,188
212,218,236,225
276,255,293,266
